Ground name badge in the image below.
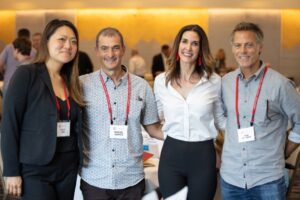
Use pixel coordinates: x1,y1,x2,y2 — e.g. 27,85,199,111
57,121,71,137
110,125,128,139
237,126,255,143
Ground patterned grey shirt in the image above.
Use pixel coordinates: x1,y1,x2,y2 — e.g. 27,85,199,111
220,62,300,189
79,67,159,189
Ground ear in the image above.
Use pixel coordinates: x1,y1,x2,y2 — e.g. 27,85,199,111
95,46,100,57
258,43,263,55
120,45,126,56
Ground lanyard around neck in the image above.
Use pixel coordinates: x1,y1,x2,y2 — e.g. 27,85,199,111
55,77,71,120
99,72,131,125
235,67,268,129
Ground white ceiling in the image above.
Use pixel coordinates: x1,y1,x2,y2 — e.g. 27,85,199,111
0,0,300,10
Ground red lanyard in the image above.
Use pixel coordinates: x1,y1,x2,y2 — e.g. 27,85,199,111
235,67,268,129
99,72,131,125
55,77,71,120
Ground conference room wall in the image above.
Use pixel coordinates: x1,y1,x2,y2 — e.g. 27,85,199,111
0,9,299,84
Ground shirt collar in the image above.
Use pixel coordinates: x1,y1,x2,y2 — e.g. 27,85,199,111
195,70,209,86
99,65,129,84
237,61,266,81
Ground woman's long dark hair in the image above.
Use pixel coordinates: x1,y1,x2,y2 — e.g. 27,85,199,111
166,24,215,86
34,19,83,106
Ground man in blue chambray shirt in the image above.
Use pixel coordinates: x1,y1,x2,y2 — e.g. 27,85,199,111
220,22,300,200
79,27,163,200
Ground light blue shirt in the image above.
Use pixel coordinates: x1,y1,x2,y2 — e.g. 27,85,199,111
0,44,36,96
79,67,159,189
220,62,300,189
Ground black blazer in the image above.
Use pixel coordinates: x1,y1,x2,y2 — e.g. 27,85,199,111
151,53,165,78
1,63,83,176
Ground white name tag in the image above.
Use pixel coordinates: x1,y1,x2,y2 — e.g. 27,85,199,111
237,126,255,143
110,125,128,139
57,121,71,137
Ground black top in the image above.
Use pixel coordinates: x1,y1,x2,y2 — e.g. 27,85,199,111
56,97,78,152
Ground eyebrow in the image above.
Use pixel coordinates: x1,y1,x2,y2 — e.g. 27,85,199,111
58,34,77,39
181,37,200,42
100,44,121,48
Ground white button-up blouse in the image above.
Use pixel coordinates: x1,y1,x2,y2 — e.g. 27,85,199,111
154,72,225,142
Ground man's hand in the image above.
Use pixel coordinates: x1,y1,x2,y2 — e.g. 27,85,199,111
5,176,22,197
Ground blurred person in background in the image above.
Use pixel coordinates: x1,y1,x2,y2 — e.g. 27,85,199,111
128,49,146,78
31,32,42,51
12,37,33,65
0,28,36,98
151,44,171,78
78,50,94,76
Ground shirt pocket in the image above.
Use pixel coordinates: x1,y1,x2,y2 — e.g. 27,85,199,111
255,99,280,126
266,99,281,121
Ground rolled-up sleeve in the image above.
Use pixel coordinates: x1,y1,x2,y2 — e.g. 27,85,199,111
281,80,300,143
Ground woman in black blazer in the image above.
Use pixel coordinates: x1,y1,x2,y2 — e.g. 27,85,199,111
1,19,83,200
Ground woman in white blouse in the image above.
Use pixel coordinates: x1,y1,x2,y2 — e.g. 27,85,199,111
154,24,224,200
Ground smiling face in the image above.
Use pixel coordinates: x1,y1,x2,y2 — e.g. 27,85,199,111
178,31,200,66
231,30,262,71
96,34,125,72
47,26,77,67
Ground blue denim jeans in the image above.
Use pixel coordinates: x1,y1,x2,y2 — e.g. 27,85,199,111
221,177,286,200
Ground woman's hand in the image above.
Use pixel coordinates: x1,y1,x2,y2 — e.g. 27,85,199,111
5,176,22,197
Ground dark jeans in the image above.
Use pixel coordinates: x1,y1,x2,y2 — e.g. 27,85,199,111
80,179,145,200
221,176,286,200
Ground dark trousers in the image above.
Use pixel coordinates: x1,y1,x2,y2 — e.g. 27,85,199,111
21,152,79,200
158,136,217,200
80,179,145,200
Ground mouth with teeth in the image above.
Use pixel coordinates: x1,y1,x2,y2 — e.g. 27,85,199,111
181,52,193,57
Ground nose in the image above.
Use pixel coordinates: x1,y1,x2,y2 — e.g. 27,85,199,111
107,48,114,57
186,43,192,50
241,45,247,53
64,39,72,49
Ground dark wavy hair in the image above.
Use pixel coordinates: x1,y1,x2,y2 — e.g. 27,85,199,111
12,37,31,56
166,24,215,86
34,19,83,106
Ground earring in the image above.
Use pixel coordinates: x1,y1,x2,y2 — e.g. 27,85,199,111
198,56,202,66
176,53,180,61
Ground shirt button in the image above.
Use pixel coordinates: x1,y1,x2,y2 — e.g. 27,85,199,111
113,117,116,120
112,149,115,152
244,100,247,103
114,102,116,105
112,165,115,168
244,163,246,166
243,148,245,151
243,116,246,119
114,87,116,90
